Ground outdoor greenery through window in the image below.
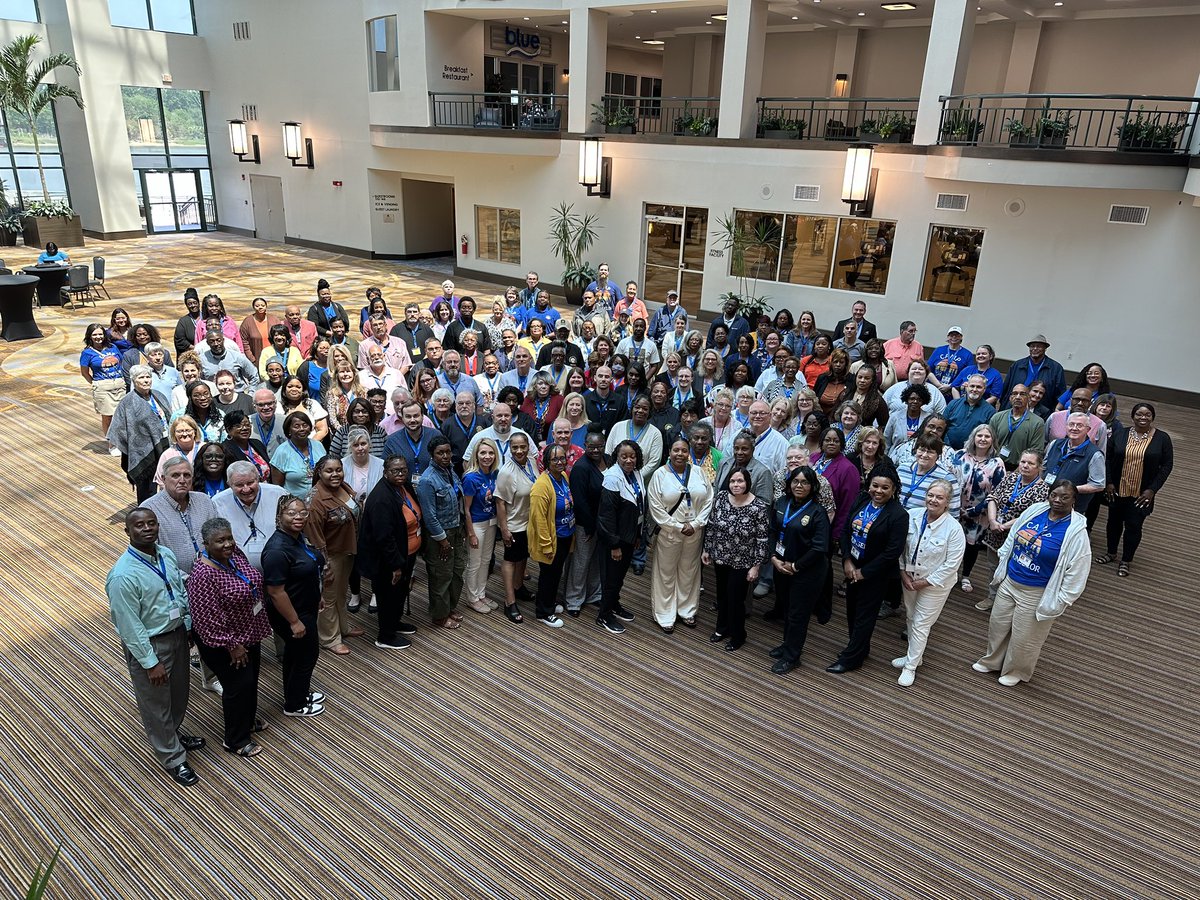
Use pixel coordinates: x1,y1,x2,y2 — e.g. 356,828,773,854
920,224,985,307
475,206,520,264
0,0,39,23
108,0,195,34
367,16,399,92
121,86,215,227
0,105,67,207
731,209,896,294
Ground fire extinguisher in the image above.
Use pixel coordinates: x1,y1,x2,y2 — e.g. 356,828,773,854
460,234,469,255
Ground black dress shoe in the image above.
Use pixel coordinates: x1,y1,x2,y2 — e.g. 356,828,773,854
724,638,745,652
170,763,199,786
825,662,851,674
771,658,799,675
768,644,786,659
631,563,645,576
178,733,206,751
709,632,724,643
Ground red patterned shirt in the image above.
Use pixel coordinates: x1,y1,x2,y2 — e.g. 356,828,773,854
186,548,272,648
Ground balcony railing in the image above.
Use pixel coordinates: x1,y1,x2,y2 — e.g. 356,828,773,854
428,92,566,131
598,95,719,137
755,97,919,142
938,93,1200,153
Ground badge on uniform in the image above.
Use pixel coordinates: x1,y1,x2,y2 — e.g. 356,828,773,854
801,515,810,526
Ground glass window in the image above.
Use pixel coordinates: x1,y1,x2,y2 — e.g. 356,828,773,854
0,0,39,23
778,214,837,287
920,225,985,307
367,16,399,92
731,210,783,282
109,0,194,33
475,206,520,264
0,103,68,207
108,0,149,28
161,88,206,159
831,219,895,294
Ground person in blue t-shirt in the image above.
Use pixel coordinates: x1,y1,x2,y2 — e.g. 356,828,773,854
81,322,129,452
461,438,501,615
926,326,974,397
37,241,70,265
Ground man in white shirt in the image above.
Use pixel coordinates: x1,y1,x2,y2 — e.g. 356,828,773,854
497,346,536,394
464,402,533,465
359,348,406,413
746,400,788,472
198,320,259,392
357,314,412,374
615,317,662,376
213,462,287,571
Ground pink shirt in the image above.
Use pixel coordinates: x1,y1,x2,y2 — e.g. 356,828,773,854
882,337,925,374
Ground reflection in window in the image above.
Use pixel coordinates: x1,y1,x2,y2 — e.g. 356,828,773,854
367,16,399,92
475,206,521,264
832,219,895,294
921,225,985,307
0,0,39,23
0,105,68,206
778,214,837,287
109,0,194,33
731,210,782,282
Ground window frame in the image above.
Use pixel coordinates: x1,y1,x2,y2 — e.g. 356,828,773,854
918,223,986,308
0,104,70,208
0,0,40,23
474,204,521,265
108,0,196,35
366,15,400,92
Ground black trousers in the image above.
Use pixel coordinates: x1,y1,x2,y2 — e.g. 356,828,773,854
714,563,751,641
275,614,319,711
1107,497,1150,562
599,541,634,621
836,576,893,669
535,540,572,619
780,564,826,663
374,556,416,643
195,637,261,750
962,542,982,577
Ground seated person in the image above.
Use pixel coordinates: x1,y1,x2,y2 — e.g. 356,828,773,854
37,241,70,265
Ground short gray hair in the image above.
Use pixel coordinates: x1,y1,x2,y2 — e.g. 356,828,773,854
927,479,956,501
346,426,370,445
226,460,260,482
144,342,164,355
200,516,232,543
129,364,152,380
161,455,192,477
430,388,454,405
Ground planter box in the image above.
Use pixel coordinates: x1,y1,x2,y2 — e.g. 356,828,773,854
0,229,18,247
22,214,84,248
605,124,635,134
761,129,798,140
1117,137,1178,154
860,130,912,144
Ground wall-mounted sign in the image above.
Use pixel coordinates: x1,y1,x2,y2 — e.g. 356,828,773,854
442,64,471,82
373,193,399,213
489,25,551,59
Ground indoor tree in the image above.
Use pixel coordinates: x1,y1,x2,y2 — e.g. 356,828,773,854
0,34,83,204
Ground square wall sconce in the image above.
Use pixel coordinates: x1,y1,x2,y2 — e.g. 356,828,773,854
841,144,877,217
282,121,314,168
228,119,260,164
578,137,611,198
833,74,849,98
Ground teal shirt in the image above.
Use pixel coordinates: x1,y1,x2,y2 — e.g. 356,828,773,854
105,545,191,669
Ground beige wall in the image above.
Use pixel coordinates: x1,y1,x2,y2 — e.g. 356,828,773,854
1030,17,1200,95
605,46,664,80
962,22,1015,95
760,31,838,97
853,27,929,97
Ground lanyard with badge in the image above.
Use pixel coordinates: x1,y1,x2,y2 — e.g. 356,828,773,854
1046,438,1089,484
127,549,184,622
404,431,425,482
908,513,930,572
851,503,883,560
204,551,263,615
777,499,814,557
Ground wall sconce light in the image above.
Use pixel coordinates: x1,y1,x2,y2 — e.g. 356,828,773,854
841,144,877,217
578,137,611,198
833,73,849,98
137,116,155,144
228,119,260,164
563,68,570,79
281,121,314,168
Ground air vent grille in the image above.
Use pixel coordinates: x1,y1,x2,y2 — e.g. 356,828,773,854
1108,204,1148,226
241,104,257,122
233,21,251,40
793,184,820,202
936,192,969,211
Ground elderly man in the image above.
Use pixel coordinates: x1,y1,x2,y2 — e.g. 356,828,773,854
746,400,788,473
249,389,286,455
988,383,1045,470
356,313,409,374
429,279,460,315
359,348,406,413
441,392,491,473
833,319,868,364
1043,412,1105,514
1045,387,1109,447
464,401,532,465
648,289,688,344
390,302,435,365
834,299,878,344
213,461,288,571
1000,333,1067,407
282,304,317,357
883,321,924,373
443,296,493,354
944,374,995,449
437,350,484,407
106,508,204,786
199,320,258,392
379,387,409,435
408,337,444,383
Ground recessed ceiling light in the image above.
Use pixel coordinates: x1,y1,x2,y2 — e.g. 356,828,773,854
651,9,658,12
881,2,916,9
792,15,799,18
706,20,712,24
858,11,866,15
1053,1,1063,5
635,35,641,39
643,39,665,44
522,17,529,21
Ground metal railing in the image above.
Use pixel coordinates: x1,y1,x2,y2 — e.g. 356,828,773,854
938,93,1200,153
599,94,719,137
429,92,567,131
755,97,919,142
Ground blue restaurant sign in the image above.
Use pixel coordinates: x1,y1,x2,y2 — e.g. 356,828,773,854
489,25,551,59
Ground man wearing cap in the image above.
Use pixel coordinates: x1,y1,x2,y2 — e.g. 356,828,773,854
883,321,925,373
536,321,586,369
927,326,974,397
1000,334,1067,408
834,300,877,345
648,290,688,343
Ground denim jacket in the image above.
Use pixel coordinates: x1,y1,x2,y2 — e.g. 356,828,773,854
415,464,462,541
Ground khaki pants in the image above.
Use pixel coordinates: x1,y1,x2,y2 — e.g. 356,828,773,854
317,552,354,648
977,578,1057,683
899,583,954,669
463,519,497,602
650,526,704,627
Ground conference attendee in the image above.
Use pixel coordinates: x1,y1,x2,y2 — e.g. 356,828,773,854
1043,413,1105,516
1045,387,1109,447
249,389,286,457
1100,402,1172,578
583,364,620,433
105,508,203,786
811,427,861,541
768,467,833,674
744,400,788,473
520,372,563,445
429,279,461,316
606,394,662,484
109,365,171,502
383,400,438,481
339,425,384,612
270,411,326,499
257,324,302,380
988,383,1045,471
616,317,662,376
324,398,383,461
199,321,258,393
485,298,519,350
850,339,897,394
1090,393,1119,431
884,361,947,419
173,288,202,355
882,321,924,374
832,319,867,364
527,443,576,628
176,380,225,445
463,401,532,465
707,298,751,348
212,370,255,422
953,424,1006,593
1055,362,1112,411
522,290,561,335
81,323,128,453
120,324,172,387
155,415,202,487
833,300,877,344
584,262,623,313
193,295,245,353
187,517,271,757
1000,334,1067,407
950,345,1004,406
238,297,282,363
897,436,961,517
460,438,501,615
647,380,681,440
702,467,770,652
193,440,232,498
474,353,505,408
356,313,413,375
442,296,492,354
390,302,435,366
562,431,607,617
261,495,327,717
141,454,217,573
648,289,687,343
494,432,538,623
357,454,421,649
836,364,889,431
714,431,775,507
647,438,714,634
143,342,182,399
357,291,393,337
814,350,853,417
974,481,1092,686
416,436,468,630
213,462,287,571
435,350,485,408
593,440,644,634
944,374,995,450
613,283,649,329
926,326,973,397
306,279,350,339
973,449,1050,610
282,304,318,358
893,480,966,687
327,317,359,361
827,470,908,674
304,457,364,655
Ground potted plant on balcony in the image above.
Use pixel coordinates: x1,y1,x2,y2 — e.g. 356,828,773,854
1037,113,1073,148
591,102,637,134
861,114,914,144
1005,118,1038,148
548,202,599,307
673,102,718,137
1116,107,1185,153
940,107,982,145
759,113,804,140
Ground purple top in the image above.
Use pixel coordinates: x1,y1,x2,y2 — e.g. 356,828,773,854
811,451,860,539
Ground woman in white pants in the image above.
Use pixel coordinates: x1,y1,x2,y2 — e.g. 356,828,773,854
894,480,965,687
461,438,501,614
647,438,713,633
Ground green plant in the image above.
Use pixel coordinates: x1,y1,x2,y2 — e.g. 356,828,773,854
859,118,879,133
547,202,600,291
1005,118,1036,139
591,102,636,129
941,107,981,140
1115,106,1184,147
712,212,778,322
0,35,84,203
688,115,716,136
24,197,74,218
1038,113,1073,138
24,845,60,899
878,113,914,138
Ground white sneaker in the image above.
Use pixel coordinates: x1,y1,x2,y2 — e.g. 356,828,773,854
752,582,770,598
108,446,122,456
283,702,325,717
998,674,1022,687
974,599,993,612
897,667,917,687
971,662,991,674
538,615,564,628
203,679,224,696
891,656,908,669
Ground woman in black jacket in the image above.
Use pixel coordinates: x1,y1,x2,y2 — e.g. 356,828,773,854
1100,402,1173,577
595,439,645,634
769,466,832,675
828,468,908,674
357,455,420,649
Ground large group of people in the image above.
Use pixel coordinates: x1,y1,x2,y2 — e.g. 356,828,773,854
97,279,1173,786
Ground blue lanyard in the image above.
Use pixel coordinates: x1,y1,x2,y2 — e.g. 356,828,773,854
237,497,260,539
1052,438,1091,471
496,438,510,460
814,455,833,475
856,502,883,535
755,429,771,448
1007,476,1039,509
535,399,549,421
400,489,419,519
904,465,935,504
551,474,572,509
403,430,425,474
690,449,706,467
630,421,650,444
1007,409,1028,434
126,548,177,605
630,340,644,359
626,472,643,507
670,465,692,507
518,462,537,483
256,415,275,444
298,536,318,564
910,512,929,564
203,551,258,601
675,390,691,407
292,440,314,473
517,372,529,392
780,499,814,540
1026,360,1044,384
455,414,476,437
176,506,201,556
485,374,500,396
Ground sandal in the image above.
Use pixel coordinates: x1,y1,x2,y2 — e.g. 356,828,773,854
252,718,268,733
1095,554,1115,565
504,604,524,624
224,742,263,758
448,611,464,622
330,644,351,655
960,578,973,594
680,616,697,629
434,616,461,630
345,627,366,638
659,623,675,635
1117,562,1130,577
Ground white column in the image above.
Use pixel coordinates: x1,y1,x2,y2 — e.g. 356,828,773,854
568,8,607,134
396,4,431,126
717,0,769,139
912,0,976,145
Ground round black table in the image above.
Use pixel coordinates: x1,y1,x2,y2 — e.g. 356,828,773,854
21,264,70,308
0,274,42,340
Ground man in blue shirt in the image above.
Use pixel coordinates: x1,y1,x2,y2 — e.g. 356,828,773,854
707,299,751,347
105,508,204,787
517,271,542,308
383,401,440,483
1000,333,1067,408
943,374,996,449
520,291,561,335
436,351,484,407
648,290,688,343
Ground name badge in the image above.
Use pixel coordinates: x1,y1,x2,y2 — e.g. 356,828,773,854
411,473,422,485
1044,473,1056,484
775,540,786,557
168,607,183,621
850,547,862,560
251,601,264,616
999,446,1011,459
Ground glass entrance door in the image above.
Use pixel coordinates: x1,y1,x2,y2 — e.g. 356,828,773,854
642,204,708,307
139,169,206,233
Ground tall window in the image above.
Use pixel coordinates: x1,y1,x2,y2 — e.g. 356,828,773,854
0,0,39,22
367,16,399,92
0,105,68,207
475,206,520,264
108,0,195,34
920,225,985,307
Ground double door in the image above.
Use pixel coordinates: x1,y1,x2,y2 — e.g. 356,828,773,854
641,204,708,307
140,169,206,233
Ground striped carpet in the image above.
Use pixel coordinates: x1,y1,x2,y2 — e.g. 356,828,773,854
0,235,1196,898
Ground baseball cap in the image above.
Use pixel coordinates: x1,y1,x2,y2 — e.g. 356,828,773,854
947,325,964,335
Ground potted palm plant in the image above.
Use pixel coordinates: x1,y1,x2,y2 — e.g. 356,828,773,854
0,35,85,246
547,202,600,307
712,212,777,324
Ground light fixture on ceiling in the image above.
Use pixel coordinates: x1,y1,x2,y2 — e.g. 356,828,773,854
881,2,916,9
281,121,314,168
643,39,665,45
833,73,849,98
137,116,155,144
792,15,799,19
228,119,260,164
858,11,866,16
712,14,728,20
842,144,877,217
579,137,611,199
